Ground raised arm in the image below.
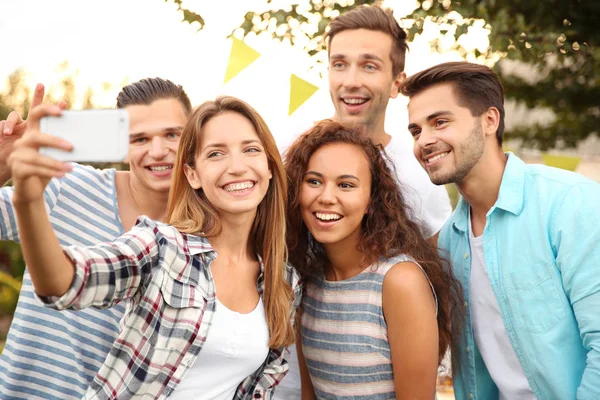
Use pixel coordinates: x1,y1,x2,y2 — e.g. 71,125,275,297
8,104,75,297
0,84,67,185
383,262,439,400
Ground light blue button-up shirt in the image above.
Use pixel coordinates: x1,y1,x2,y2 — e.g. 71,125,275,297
439,153,600,400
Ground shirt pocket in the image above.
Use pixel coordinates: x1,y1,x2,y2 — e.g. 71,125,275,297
155,271,207,351
503,263,567,333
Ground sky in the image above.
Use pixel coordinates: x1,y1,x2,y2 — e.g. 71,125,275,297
0,0,491,149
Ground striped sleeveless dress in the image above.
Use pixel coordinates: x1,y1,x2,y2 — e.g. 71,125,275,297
301,254,437,399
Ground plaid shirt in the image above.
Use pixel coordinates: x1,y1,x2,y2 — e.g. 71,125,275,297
42,216,302,400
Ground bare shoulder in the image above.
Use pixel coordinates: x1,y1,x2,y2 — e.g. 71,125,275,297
382,262,436,310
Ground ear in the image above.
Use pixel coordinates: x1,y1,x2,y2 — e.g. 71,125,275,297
184,164,202,189
389,71,406,99
482,107,501,139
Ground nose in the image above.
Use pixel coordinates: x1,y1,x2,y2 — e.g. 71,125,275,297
415,127,438,150
227,152,248,175
148,136,169,159
317,182,337,205
343,65,362,90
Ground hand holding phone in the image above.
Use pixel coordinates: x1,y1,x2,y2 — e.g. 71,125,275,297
40,109,129,162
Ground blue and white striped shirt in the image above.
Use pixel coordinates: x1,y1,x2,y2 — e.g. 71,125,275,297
0,164,126,399
301,255,436,400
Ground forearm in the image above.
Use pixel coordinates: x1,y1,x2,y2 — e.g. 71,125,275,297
14,198,74,296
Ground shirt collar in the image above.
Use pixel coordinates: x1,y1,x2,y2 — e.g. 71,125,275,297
176,234,265,282
452,152,526,233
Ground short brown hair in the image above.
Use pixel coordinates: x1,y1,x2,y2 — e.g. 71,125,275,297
116,77,192,115
401,61,506,145
325,5,408,77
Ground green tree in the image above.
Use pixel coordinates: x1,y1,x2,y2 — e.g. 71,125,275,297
167,0,599,150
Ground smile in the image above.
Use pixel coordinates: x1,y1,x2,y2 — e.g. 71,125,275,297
315,212,342,221
223,181,255,192
146,165,173,172
426,152,449,164
342,98,368,105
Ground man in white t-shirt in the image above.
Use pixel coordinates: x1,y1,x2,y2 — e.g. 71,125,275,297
276,6,451,399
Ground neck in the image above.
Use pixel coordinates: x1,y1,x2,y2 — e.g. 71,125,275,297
208,211,256,263
366,115,390,148
458,148,507,218
323,229,371,281
117,172,170,222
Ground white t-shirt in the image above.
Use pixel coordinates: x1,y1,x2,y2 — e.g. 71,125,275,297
276,134,452,399
469,216,535,400
170,298,269,400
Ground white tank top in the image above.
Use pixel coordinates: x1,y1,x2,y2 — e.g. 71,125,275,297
170,297,270,400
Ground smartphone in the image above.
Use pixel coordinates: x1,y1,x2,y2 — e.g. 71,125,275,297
40,109,130,162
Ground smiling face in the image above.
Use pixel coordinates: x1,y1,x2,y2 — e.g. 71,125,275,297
125,98,187,193
300,142,371,249
184,111,272,219
408,83,485,185
328,29,404,131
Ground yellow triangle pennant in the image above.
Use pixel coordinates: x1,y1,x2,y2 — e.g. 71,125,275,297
224,38,261,84
289,74,318,116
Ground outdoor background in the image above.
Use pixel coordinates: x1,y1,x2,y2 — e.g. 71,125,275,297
0,1,598,396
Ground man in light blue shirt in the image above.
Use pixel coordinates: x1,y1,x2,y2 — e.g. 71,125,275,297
401,61,600,400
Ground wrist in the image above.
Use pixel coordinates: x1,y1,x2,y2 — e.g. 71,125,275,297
12,195,45,209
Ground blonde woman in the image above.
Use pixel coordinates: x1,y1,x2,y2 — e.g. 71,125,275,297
8,96,301,399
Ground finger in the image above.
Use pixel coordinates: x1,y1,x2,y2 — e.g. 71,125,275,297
11,162,68,180
3,111,24,135
30,83,45,109
9,148,73,173
26,104,63,133
57,100,68,110
17,131,73,152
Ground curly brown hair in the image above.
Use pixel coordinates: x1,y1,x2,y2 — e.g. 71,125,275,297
284,119,464,363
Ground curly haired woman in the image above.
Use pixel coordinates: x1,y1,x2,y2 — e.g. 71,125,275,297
284,120,464,400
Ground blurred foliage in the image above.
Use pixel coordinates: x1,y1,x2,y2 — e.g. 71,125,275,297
167,0,599,150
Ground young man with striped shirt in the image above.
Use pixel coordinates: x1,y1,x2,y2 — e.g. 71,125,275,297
0,77,191,399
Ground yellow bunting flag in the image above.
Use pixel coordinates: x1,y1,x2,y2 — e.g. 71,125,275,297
542,154,581,171
289,74,318,116
224,38,261,84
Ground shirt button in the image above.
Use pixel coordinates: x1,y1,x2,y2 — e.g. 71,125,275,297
465,346,471,353
468,394,473,399
464,253,469,259
253,393,262,399
464,301,468,308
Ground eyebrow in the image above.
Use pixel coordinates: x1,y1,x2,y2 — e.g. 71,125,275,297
330,53,384,63
305,171,360,181
203,139,261,150
129,126,183,140
407,111,454,131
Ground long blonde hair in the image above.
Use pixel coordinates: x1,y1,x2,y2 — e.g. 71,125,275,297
167,96,294,348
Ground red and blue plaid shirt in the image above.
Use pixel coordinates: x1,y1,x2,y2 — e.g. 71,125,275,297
42,216,302,399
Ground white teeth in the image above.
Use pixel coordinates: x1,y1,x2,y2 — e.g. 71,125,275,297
315,212,342,221
224,181,255,192
148,165,172,172
427,152,449,163
343,98,367,105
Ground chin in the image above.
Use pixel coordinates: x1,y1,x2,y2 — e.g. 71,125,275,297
310,232,340,245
